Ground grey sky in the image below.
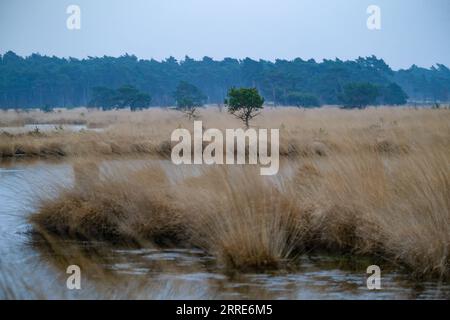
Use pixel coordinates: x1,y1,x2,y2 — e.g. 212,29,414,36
0,0,449,70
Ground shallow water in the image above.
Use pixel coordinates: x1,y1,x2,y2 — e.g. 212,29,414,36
0,124,104,134
0,159,449,299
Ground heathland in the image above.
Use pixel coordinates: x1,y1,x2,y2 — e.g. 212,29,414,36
1,106,449,279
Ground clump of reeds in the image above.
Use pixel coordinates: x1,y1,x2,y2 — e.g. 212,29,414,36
292,142,450,279
31,161,189,247
30,162,308,271
176,166,309,271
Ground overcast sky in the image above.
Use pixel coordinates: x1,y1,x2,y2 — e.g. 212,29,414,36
0,0,449,69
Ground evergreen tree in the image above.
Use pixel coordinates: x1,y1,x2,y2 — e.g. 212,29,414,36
225,87,264,128
340,83,379,109
380,83,408,105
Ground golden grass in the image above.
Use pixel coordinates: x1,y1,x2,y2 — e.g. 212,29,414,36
32,163,188,246
1,107,448,159
177,166,307,271
25,107,450,278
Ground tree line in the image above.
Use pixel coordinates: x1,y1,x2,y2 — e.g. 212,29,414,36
0,51,449,109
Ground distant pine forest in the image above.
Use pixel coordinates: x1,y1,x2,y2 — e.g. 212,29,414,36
1,51,449,109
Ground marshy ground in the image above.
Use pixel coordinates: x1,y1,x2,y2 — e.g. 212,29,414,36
0,106,449,299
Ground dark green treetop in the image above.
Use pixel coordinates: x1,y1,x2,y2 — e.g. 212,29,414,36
340,82,380,109
225,87,264,128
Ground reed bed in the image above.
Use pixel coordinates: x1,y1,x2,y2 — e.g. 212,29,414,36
24,107,450,278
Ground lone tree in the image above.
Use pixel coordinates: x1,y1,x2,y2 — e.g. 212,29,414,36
173,81,206,119
285,92,320,108
340,82,379,109
225,87,264,128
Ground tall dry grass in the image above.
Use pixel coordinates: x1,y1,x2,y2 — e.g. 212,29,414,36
26,107,450,278
292,143,450,278
1,107,449,159
176,166,307,271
